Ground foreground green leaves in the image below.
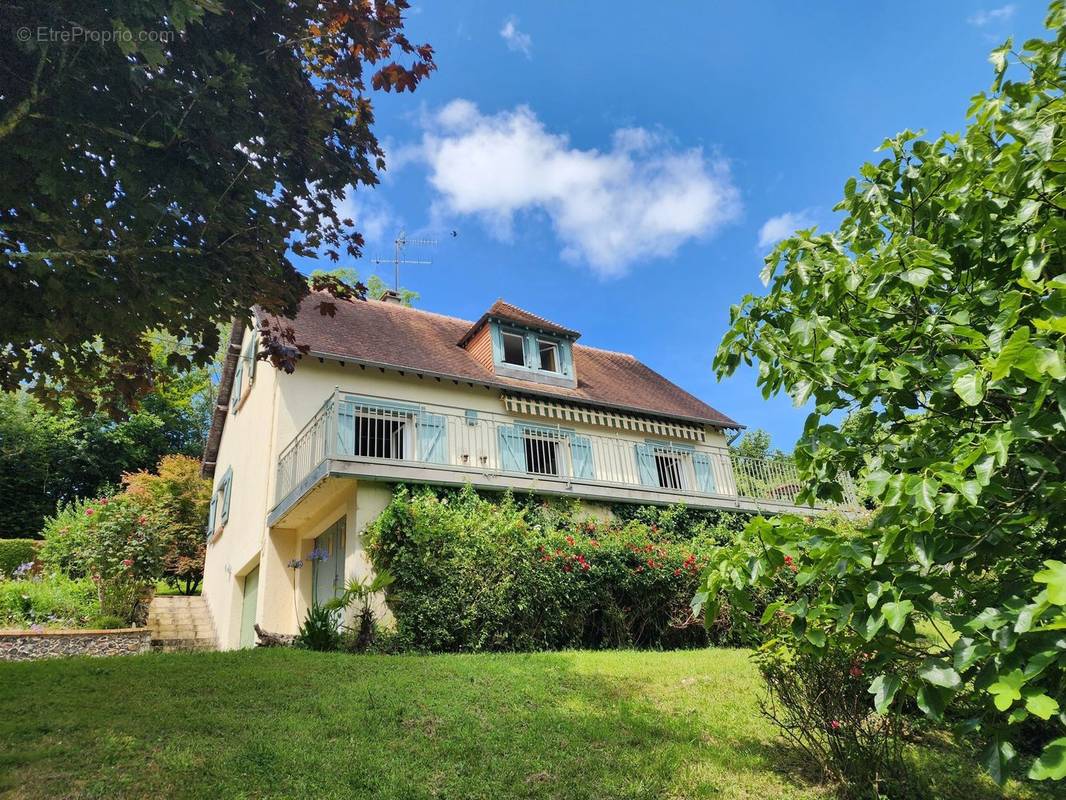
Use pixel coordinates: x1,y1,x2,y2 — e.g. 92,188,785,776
702,2,1066,787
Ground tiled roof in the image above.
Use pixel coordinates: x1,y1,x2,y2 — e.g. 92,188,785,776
457,298,581,346
259,294,742,429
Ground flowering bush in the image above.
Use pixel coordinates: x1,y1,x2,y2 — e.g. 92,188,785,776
81,493,163,624
38,497,100,578
122,455,210,595
364,485,736,652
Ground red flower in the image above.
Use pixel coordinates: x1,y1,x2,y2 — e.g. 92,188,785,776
673,568,682,577
829,720,841,731
581,563,590,571
849,664,863,678
565,535,575,546
121,559,133,568
138,515,147,525
589,539,599,548
85,508,94,516
100,497,109,505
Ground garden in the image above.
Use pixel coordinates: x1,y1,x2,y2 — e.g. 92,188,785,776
0,456,209,632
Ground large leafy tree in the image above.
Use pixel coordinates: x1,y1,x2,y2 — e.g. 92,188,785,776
0,337,213,537
0,0,433,413
700,4,1066,785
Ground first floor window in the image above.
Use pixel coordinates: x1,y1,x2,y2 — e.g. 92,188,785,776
354,413,407,459
524,432,561,476
654,450,686,490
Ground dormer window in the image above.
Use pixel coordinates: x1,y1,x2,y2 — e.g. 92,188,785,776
458,300,580,389
537,339,559,372
501,331,526,366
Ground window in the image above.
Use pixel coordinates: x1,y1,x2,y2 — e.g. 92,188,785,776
524,431,561,476
354,413,407,459
654,450,686,490
537,339,559,372
230,360,244,412
501,331,526,366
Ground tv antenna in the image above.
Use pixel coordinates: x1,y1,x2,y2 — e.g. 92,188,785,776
370,230,437,292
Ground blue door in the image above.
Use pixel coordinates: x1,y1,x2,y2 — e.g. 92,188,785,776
312,517,346,607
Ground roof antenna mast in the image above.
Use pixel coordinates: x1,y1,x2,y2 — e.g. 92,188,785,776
370,230,436,293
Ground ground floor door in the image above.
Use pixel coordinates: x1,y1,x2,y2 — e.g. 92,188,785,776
239,565,259,649
312,517,347,607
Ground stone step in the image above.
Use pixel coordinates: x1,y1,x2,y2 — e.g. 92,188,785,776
147,594,217,652
150,628,216,640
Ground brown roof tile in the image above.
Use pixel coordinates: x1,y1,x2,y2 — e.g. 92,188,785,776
260,294,741,428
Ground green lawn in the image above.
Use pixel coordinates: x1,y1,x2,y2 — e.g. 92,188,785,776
0,648,1051,800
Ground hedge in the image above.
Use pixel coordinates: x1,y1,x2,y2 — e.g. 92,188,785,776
364,486,744,653
0,539,39,577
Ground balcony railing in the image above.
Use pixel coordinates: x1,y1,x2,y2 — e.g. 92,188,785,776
273,390,858,513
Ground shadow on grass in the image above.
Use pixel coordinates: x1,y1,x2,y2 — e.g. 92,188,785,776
0,649,1052,800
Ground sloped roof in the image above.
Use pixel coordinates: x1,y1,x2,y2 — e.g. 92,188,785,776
257,294,742,429
458,299,581,346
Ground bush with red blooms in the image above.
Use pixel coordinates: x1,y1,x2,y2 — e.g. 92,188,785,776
365,485,738,652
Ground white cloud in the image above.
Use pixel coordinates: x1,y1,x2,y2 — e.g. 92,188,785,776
968,5,1015,26
757,210,815,249
412,100,740,277
500,17,533,58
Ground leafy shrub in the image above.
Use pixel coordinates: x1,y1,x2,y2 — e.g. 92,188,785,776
296,604,341,652
365,486,734,653
123,455,210,594
0,539,38,577
0,573,99,628
754,638,911,798
38,497,99,578
82,494,163,624
88,614,128,630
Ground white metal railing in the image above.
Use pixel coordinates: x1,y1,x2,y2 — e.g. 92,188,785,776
273,390,859,511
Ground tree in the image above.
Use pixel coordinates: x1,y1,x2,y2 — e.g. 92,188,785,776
0,0,434,413
309,267,420,306
699,3,1066,786
0,339,214,537
730,428,788,461
124,455,211,595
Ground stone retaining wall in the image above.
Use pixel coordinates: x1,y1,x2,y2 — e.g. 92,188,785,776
0,628,152,661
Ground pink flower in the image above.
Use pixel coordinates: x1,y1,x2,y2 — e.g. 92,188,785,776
138,515,147,525
85,508,94,516
830,720,841,731
100,497,109,506
849,664,863,677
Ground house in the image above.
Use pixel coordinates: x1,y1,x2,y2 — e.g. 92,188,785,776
200,292,853,650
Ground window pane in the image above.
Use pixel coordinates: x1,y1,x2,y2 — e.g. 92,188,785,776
655,453,684,490
354,414,406,459
502,332,525,365
538,340,558,372
524,434,559,475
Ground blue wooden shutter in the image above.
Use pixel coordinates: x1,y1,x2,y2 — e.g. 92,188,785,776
336,400,355,455
417,411,448,464
497,425,525,472
230,361,243,411
570,435,595,479
207,495,218,538
559,342,573,376
220,467,233,524
634,444,657,486
692,452,716,493
246,334,257,384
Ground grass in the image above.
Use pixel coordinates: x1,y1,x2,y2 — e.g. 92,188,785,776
0,648,1053,800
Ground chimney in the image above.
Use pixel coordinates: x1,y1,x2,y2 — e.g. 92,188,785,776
378,289,403,304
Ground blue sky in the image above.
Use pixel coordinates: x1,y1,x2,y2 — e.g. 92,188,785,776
292,1,1049,450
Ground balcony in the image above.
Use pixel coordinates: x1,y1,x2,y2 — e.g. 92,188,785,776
269,390,858,525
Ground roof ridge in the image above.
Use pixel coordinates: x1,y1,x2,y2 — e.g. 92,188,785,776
307,291,478,329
